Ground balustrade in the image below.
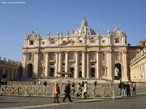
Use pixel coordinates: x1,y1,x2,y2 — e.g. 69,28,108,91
0,82,115,100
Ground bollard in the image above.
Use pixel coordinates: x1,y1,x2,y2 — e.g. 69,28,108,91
112,89,115,100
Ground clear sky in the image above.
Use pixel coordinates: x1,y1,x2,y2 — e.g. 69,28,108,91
0,0,146,61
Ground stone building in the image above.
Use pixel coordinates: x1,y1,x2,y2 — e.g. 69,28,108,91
0,57,22,81
130,41,146,82
22,18,130,81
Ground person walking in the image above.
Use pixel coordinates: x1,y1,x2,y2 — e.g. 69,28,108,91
82,82,88,99
118,81,122,96
131,82,136,96
126,82,131,97
53,83,60,103
93,81,97,97
71,82,75,96
121,82,126,97
63,81,72,102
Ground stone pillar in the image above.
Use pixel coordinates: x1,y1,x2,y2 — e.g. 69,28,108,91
55,52,58,77
44,53,49,78
106,51,113,80
22,52,27,79
34,52,39,78
75,52,78,78
96,52,100,79
86,52,89,78
65,52,69,76
122,51,128,81
82,52,86,78
58,52,62,76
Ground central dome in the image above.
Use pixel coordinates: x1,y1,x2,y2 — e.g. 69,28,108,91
73,17,96,36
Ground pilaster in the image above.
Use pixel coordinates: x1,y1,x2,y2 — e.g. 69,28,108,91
96,52,100,79
55,52,58,77
86,52,89,78
106,51,113,80
44,52,49,78
33,52,39,78
58,52,62,74
82,52,86,78
65,52,69,73
22,52,27,79
75,52,78,78
122,51,128,81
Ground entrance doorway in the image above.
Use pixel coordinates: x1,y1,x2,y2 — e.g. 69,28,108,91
50,68,54,77
27,63,33,78
79,71,82,78
90,68,95,78
70,68,74,78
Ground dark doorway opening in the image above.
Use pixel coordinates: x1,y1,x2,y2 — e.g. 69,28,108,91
50,68,54,77
90,68,95,78
79,71,82,78
70,68,74,78
27,64,33,78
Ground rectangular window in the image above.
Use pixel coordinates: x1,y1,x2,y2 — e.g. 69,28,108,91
69,52,74,60
42,41,45,45
115,52,120,61
50,38,55,44
49,52,55,60
29,40,34,45
102,40,105,44
28,53,32,61
79,40,82,43
115,38,119,43
90,52,95,60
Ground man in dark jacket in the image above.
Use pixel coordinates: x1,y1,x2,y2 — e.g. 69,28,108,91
63,81,72,102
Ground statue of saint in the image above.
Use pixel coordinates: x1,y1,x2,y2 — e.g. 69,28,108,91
115,67,119,76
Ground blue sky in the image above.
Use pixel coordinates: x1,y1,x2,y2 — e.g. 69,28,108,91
0,0,146,61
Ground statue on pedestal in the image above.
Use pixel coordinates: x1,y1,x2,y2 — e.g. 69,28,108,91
115,67,119,77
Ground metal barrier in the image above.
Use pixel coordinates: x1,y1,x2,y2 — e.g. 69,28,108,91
0,82,115,100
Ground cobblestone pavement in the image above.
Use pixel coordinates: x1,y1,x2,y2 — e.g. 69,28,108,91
0,87,146,109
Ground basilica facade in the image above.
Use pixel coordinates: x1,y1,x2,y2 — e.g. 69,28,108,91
22,18,129,81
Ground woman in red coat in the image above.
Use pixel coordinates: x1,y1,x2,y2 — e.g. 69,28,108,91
53,83,60,103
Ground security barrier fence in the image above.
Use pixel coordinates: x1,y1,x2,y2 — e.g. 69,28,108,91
0,81,116,100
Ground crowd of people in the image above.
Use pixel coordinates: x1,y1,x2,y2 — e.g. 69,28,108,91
52,80,137,103
53,81,90,103
118,81,136,97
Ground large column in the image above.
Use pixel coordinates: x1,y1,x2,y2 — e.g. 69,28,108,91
96,52,100,79
106,51,113,80
58,52,62,74
122,51,128,81
75,52,78,78
86,52,90,78
34,52,39,78
44,52,49,78
82,52,86,78
22,52,27,79
55,52,58,77
65,52,69,75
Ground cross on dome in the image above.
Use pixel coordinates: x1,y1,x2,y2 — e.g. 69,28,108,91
72,17,96,36
81,17,88,27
